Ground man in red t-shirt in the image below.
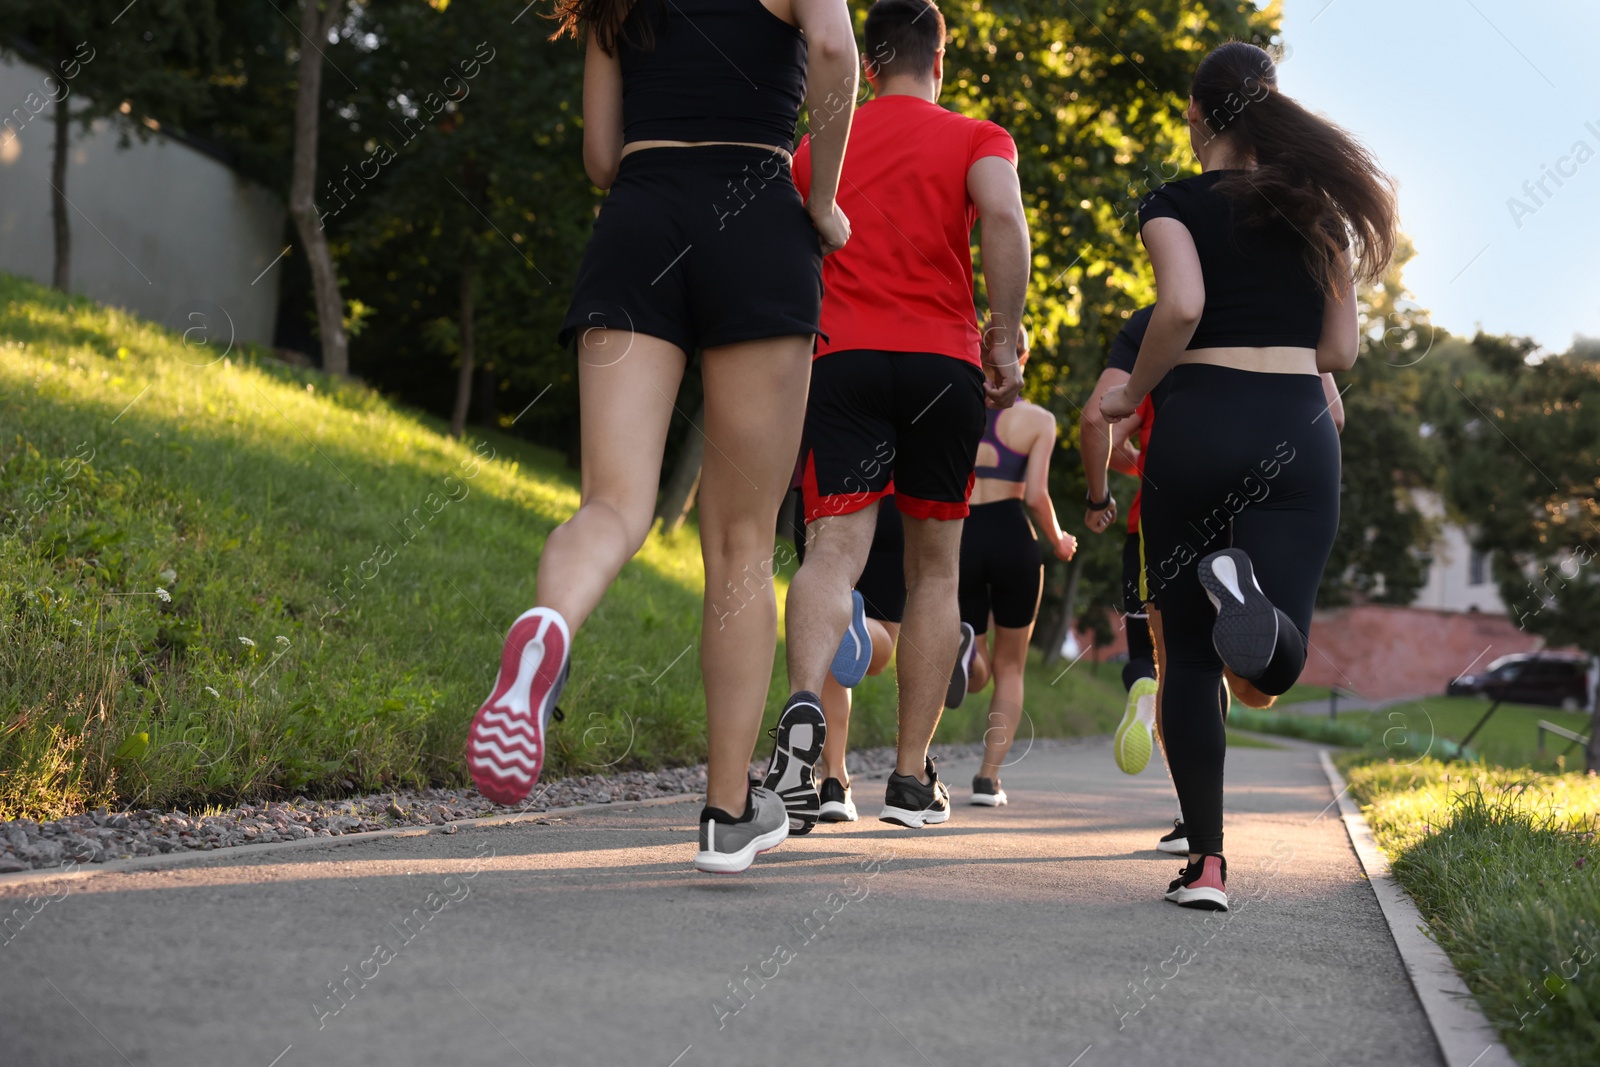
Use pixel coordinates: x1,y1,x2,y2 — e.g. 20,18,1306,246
772,0,1030,833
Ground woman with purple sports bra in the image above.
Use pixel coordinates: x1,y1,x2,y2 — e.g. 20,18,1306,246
952,333,1077,806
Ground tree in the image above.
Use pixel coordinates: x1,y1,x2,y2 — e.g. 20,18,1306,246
0,1,217,291
289,0,351,377
1317,238,1438,606
1436,338,1600,766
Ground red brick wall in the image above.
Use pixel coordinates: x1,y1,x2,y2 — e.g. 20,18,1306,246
1298,604,1554,701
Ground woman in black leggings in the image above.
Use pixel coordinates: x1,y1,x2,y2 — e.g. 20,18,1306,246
1100,42,1395,910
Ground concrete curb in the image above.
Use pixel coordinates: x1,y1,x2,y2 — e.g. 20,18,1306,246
0,791,703,892
1317,750,1519,1067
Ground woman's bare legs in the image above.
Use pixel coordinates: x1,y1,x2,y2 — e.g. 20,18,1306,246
535,330,686,629
817,618,898,783
698,334,813,814
976,623,1035,779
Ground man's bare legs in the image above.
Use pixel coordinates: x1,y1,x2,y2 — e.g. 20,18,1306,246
894,515,965,780
697,335,814,815
976,623,1034,779
817,618,899,784
784,506,879,697
535,331,687,631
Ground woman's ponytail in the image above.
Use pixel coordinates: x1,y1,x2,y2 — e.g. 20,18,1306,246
1193,42,1398,297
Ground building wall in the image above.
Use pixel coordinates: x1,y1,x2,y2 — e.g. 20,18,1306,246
0,56,284,346
1411,491,1507,614
1298,603,1550,701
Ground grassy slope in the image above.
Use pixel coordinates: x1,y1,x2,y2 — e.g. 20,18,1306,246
1336,697,1593,771
0,275,1124,818
1339,757,1600,1067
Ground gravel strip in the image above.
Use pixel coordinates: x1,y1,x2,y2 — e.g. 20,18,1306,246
0,739,1070,872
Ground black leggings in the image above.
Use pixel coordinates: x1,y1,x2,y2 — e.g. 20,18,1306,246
1141,365,1340,855
1121,530,1155,690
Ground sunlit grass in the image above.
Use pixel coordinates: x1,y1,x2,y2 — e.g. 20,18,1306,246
1339,756,1600,1067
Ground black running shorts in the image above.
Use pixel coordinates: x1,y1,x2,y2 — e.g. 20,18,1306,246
559,146,822,354
958,498,1043,633
800,349,986,522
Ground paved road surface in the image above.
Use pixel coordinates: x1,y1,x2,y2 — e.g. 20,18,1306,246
2,737,1443,1067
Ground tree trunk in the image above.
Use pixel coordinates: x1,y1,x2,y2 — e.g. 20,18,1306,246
50,96,70,291
288,0,349,377
654,401,707,534
1042,553,1085,666
475,364,497,428
450,247,477,439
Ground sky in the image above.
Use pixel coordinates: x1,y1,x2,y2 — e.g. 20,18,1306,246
1271,0,1600,353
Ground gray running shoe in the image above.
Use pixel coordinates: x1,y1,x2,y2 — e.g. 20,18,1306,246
694,784,789,874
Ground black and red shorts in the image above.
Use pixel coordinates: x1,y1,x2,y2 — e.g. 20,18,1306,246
799,349,985,522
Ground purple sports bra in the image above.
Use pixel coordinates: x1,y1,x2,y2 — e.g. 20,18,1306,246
975,409,1028,483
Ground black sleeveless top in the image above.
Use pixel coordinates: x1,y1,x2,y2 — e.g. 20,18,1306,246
1137,170,1326,350
619,0,808,150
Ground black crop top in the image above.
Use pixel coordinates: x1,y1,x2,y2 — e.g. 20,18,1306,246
620,0,808,150
1137,171,1326,350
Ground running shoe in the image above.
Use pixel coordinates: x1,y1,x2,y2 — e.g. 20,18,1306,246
1198,548,1278,681
467,606,569,806
1157,819,1189,855
818,777,858,822
1165,854,1228,910
1114,677,1159,774
880,757,951,827
829,590,873,689
694,783,790,874
970,775,1007,806
946,622,977,708
761,693,827,835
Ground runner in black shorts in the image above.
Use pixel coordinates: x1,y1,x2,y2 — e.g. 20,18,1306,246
465,0,859,876
955,332,1077,806
779,0,1029,832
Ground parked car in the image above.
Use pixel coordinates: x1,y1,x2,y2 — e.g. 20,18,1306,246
1446,653,1590,710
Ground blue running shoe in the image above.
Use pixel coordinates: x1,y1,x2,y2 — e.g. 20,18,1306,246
829,590,872,688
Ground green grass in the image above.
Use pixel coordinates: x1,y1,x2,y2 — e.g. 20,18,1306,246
1335,697,1594,772
1226,704,1370,747
1338,757,1600,1067
0,273,1127,819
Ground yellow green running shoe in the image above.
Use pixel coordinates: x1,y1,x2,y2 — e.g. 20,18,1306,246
1114,677,1158,774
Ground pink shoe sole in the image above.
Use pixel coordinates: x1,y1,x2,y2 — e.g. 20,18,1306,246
467,607,569,806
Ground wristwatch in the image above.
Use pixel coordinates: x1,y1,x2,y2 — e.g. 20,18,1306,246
1086,490,1112,512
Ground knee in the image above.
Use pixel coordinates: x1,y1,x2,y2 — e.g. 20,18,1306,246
700,515,777,571
568,497,654,555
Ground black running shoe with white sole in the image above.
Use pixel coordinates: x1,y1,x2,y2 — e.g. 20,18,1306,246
1157,818,1189,855
1197,548,1278,680
880,757,951,827
970,775,1007,806
818,777,858,822
762,693,827,835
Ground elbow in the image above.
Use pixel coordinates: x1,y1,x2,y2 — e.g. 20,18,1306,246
1320,342,1358,372
1024,490,1050,513
584,159,617,191
810,24,857,67
1158,294,1204,329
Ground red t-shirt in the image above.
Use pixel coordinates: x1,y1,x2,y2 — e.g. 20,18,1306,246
792,95,1018,366
1127,394,1156,533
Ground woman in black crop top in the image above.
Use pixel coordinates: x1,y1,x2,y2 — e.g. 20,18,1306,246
462,0,858,875
1098,42,1397,911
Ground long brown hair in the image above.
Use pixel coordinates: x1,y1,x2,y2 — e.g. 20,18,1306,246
549,0,650,54
1191,42,1397,296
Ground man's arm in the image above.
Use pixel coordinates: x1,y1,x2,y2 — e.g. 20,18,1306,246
1079,366,1127,533
1109,411,1143,474
968,155,1029,408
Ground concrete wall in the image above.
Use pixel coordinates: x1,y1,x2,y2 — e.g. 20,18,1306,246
0,56,284,346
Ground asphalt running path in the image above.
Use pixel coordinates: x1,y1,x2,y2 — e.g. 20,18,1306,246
2,737,1443,1067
